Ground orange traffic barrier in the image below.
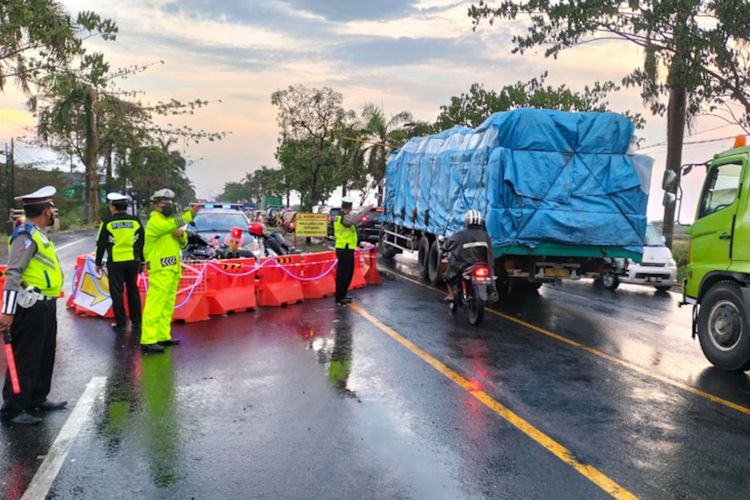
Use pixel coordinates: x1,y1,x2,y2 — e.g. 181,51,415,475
256,255,305,307
362,246,383,286
205,258,257,315
299,251,336,300
348,249,367,290
171,263,210,323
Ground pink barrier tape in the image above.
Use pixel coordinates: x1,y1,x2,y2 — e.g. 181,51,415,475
274,259,338,281
174,266,207,310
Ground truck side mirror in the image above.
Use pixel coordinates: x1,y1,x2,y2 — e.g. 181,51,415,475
663,192,676,209
662,169,678,192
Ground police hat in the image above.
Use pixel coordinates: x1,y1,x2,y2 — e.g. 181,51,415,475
107,192,130,203
151,188,175,201
14,186,56,207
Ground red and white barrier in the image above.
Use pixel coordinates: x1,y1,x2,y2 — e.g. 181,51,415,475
65,247,382,323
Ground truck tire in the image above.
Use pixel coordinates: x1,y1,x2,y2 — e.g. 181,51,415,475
697,281,750,372
377,228,399,259
418,236,430,281
601,273,620,290
427,239,443,285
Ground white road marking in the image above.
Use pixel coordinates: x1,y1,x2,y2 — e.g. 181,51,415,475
55,237,90,252
21,377,107,500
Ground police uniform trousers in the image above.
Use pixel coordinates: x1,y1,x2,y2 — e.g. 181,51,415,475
107,260,142,328
141,268,180,345
335,248,355,301
2,300,57,412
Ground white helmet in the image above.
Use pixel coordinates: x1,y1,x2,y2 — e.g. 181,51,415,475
463,209,482,227
151,188,175,201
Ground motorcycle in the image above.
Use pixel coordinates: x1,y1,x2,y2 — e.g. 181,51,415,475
449,263,495,326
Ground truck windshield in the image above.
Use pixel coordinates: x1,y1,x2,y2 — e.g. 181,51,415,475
699,162,742,218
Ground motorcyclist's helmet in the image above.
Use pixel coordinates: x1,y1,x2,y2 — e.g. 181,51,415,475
249,222,264,237
463,209,482,227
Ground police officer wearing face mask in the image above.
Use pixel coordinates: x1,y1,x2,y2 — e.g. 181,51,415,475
0,186,67,426
140,189,201,354
95,193,145,334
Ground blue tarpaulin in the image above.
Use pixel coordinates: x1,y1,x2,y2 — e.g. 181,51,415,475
382,109,653,253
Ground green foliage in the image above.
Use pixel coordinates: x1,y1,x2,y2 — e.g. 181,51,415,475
435,72,643,131
118,144,195,208
0,1,117,92
271,84,356,210
672,239,689,283
468,0,750,130
217,182,249,203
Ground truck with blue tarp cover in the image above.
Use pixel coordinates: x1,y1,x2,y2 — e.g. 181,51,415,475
378,108,654,292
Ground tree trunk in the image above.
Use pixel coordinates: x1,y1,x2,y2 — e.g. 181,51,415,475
662,85,687,249
105,143,113,186
84,87,100,223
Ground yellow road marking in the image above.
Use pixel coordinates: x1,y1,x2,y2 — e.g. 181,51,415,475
350,303,637,499
393,272,750,416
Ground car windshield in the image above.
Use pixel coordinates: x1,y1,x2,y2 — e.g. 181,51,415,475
193,213,248,232
644,225,664,246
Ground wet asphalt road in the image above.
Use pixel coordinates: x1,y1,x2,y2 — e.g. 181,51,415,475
1,236,749,499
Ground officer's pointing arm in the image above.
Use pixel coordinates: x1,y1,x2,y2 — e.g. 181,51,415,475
149,209,195,238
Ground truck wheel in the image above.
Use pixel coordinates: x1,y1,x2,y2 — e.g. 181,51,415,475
697,281,750,372
417,237,430,281
427,239,443,285
601,273,619,290
377,229,399,259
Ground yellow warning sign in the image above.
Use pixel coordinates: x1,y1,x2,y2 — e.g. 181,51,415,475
295,213,328,238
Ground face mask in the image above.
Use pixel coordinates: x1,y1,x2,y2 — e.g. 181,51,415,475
161,204,174,217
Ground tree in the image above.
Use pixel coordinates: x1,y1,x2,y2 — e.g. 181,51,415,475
217,181,249,203
469,0,750,247
31,60,227,222
271,85,353,210
361,104,416,205
434,72,644,131
0,1,117,92
118,144,195,209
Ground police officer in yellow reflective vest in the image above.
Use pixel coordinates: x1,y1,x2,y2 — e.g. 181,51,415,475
141,189,201,354
0,186,67,426
333,197,371,307
95,193,145,334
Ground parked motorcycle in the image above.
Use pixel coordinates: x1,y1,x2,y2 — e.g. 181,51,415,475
449,263,495,326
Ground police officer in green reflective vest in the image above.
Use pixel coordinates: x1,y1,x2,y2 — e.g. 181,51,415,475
0,186,67,426
333,197,371,307
96,193,145,334
141,189,201,354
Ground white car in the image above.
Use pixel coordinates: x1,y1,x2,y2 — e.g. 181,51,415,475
600,225,678,292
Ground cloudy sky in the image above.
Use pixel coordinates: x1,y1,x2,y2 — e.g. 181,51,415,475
1,0,746,220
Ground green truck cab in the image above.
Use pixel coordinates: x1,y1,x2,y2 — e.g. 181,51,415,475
669,138,750,371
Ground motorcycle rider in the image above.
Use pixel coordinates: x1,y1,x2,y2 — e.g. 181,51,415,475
443,210,494,302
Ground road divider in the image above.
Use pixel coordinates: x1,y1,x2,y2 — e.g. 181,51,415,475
65,247,382,322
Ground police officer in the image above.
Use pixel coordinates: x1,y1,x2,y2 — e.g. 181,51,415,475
95,193,145,334
0,187,67,425
141,189,201,354
333,197,371,307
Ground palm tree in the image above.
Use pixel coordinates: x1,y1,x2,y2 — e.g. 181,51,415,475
361,104,414,205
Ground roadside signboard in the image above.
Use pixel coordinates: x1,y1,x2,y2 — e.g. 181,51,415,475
295,213,328,238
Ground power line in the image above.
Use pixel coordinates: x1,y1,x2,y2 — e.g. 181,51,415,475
637,134,743,152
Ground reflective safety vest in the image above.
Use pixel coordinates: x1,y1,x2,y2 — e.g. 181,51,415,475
103,217,143,262
8,224,63,298
144,209,193,272
333,215,358,250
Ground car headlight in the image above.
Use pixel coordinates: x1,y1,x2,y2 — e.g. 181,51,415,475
668,258,677,267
